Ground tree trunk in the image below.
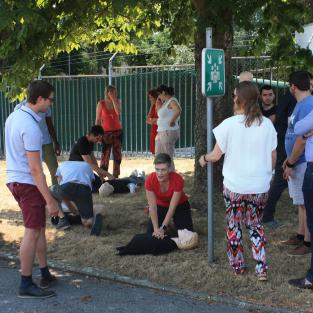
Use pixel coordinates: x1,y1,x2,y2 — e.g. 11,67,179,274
192,4,233,209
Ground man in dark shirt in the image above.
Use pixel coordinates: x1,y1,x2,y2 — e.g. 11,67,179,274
262,90,296,228
260,85,277,123
69,125,114,192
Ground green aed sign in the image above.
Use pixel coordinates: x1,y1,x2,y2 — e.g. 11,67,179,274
201,48,225,97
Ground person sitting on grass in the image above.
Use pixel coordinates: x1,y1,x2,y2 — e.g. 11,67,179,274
145,153,193,239
50,161,103,236
69,125,114,193
199,81,277,281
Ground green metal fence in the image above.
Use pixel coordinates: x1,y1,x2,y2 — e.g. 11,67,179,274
0,64,196,157
0,58,291,158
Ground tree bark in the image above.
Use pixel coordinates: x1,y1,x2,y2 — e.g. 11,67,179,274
192,4,233,209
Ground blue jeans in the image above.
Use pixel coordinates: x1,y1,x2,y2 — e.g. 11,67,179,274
302,164,313,283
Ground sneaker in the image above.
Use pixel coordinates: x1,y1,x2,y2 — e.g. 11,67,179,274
127,183,137,193
263,220,285,230
257,272,268,281
39,275,57,289
287,244,311,256
280,235,303,246
288,277,313,289
56,216,70,230
90,214,103,236
18,283,56,299
50,216,59,226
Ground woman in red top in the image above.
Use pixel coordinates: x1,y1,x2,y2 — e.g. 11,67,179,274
145,153,193,239
96,85,122,178
146,89,160,154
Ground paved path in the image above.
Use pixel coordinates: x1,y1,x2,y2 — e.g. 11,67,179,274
0,258,252,313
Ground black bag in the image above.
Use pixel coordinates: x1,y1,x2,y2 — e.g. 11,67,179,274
116,233,177,256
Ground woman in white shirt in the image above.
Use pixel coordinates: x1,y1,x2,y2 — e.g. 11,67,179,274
155,85,182,171
199,81,277,281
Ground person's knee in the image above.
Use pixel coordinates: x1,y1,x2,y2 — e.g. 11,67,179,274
24,228,41,241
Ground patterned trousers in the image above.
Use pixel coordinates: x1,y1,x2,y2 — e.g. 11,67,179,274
100,129,122,178
223,186,268,274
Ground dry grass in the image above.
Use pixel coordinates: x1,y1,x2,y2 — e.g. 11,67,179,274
1,158,313,312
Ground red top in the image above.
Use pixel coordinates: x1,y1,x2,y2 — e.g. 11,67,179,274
149,104,158,154
99,100,122,131
145,172,189,207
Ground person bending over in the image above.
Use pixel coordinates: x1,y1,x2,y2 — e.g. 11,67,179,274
69,125,114,192
145,153,193,239
50,161,103,236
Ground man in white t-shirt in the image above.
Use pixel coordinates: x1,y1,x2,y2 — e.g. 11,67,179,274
6,80,59,298
50,161,103,236
15,99,60,185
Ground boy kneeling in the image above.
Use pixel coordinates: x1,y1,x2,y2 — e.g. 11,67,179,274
50,161,103,236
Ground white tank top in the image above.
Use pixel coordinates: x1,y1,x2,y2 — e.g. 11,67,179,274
157,97,181,131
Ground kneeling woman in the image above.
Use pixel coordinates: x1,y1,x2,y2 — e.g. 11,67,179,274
145,153,193,239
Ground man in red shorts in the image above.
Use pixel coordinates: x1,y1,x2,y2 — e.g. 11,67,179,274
5,80,59,298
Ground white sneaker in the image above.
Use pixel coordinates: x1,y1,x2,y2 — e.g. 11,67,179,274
127,183,137,193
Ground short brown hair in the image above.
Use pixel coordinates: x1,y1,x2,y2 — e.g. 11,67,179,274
154,153,171,167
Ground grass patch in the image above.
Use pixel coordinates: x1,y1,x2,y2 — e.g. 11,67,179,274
0,158,312,312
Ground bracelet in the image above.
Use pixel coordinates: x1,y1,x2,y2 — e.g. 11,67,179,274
203,154,209,163
286,160,295,168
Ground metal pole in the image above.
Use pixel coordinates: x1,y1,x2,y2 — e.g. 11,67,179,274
38,64,45,80
206,27,214,263
109,52,118,85
68,53,71,76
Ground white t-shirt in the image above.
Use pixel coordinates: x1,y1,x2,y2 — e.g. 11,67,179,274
6,106,43,185
213,114,277,194
56,161,95,190
15,100,52,144
157,97,180,131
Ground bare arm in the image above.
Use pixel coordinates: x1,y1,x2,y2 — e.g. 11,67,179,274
162,191,181,227
271,150,277,170
46,116,60,155
287,136,306,165
95,102,102,125
199,143,223,167
283,136,305,180
108,91,121,114
146,190,159,232
82,153,114,180
168,100,182,127
26,151,59,216
146,103,157,125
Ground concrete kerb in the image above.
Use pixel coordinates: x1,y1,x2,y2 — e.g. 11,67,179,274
0,251,303,313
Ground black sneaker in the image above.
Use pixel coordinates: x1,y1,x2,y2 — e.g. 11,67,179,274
51,216,59,226
39,274,57,289
56,216,70,230
90,214,103,236
288,277,313,289
18,283,56,299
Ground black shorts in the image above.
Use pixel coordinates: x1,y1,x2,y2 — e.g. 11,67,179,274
51,183,93,219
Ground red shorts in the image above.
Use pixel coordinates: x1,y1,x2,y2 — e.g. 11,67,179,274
7,183,46,229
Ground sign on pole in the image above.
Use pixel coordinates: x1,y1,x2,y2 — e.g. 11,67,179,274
201,48,225,97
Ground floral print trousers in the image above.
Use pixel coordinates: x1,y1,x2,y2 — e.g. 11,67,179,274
223,186,268,275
